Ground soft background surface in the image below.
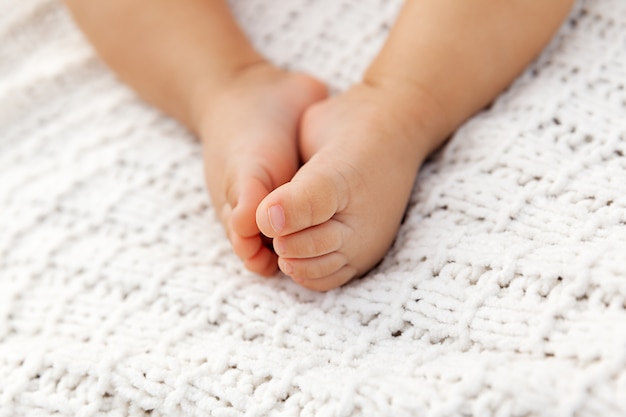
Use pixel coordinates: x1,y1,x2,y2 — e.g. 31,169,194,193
1,0,626,416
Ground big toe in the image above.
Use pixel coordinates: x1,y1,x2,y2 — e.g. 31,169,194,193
229,174,278,274
230,174,272,238
256,154,350,238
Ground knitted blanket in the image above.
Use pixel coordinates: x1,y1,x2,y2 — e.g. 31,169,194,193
2,0,626,415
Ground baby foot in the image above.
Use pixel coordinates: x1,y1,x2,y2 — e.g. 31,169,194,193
198,63,327,276
256,82,440,290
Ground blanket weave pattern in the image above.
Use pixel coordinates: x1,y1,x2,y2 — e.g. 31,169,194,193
1,0,626,415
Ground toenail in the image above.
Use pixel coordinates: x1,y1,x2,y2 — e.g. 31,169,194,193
268,205,285,233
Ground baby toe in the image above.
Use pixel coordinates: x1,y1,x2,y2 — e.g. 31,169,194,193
278,252,348,281
293,265,360,292
273,220,345,259
230,232,263,261
230,175,272,238
244,246,278,277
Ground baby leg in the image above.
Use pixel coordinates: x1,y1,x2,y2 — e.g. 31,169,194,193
63,0,327,275
257,0,574,290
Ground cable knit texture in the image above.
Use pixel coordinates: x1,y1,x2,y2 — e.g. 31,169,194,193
1,0,626,416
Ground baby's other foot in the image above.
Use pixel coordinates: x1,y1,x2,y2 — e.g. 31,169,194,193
198,63,327,276
256,82,440,290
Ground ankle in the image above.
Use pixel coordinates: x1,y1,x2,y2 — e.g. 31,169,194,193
189,59,284,135
360,72,451,153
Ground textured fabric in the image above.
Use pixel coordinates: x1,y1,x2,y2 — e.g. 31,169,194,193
2,0,626,416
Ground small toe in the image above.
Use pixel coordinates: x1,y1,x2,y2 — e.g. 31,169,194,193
273,220,346,259
278,251,348,281
230,232,264,261
244,246,278,277
292,265,359,292
231,175,272,238
227,174,279,277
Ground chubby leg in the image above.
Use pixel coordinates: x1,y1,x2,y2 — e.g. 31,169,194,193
257,0,574,291
63,0,326,275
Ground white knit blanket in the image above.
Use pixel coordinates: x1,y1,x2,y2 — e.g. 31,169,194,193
2,0,626,416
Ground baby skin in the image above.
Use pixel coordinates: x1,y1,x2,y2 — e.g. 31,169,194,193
64,0,574,290
256,81,437,290
198,64,327,277
200,64,437,290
